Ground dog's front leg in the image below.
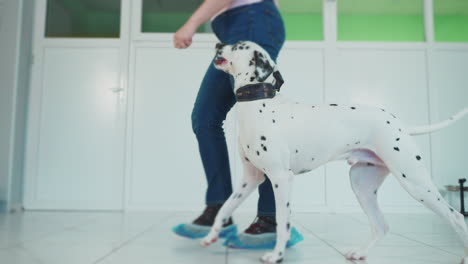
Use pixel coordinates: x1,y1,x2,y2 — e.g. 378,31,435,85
260,171,293,264
201,160,265,247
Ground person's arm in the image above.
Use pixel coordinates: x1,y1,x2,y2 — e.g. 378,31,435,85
174,0,233,49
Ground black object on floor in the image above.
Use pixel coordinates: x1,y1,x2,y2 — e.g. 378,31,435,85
459,178,468,217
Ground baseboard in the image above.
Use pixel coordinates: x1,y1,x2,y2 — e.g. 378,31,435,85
9,203,23,213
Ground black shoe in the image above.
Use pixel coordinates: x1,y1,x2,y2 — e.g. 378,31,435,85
193,204,233,227
244,216,276,234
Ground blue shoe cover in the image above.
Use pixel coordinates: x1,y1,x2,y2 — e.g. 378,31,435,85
172,223,238,239
223,227,304,250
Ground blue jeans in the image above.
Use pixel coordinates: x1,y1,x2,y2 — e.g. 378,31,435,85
191,0,286,216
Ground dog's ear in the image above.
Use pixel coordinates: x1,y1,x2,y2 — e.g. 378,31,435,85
254,50,274,82
273,70,284,91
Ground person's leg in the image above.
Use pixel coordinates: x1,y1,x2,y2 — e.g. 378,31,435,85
192,61,237,209
172,59,238,239
250,0,286,219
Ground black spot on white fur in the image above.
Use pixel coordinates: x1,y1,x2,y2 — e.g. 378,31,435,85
261,136,266,141
416,155,421,160
394,147,400,151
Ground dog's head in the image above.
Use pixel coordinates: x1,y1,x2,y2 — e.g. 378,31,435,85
213,41,283,91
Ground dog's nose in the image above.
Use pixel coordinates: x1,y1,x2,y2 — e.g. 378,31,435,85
216,43,226,50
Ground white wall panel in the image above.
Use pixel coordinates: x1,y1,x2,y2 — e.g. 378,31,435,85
429,50,468,190
27,47,125,209
326,49,432,212
127,46,328,212
128,47,215,210
277,48,327,211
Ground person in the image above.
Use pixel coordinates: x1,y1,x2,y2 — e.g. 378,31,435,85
172,0,302,248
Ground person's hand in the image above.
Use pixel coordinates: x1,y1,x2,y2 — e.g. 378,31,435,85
174,22,197,49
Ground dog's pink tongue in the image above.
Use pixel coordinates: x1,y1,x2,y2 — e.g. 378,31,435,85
215,58,227,65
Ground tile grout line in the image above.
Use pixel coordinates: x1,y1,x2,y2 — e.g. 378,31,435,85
92,212,177,264
225,243,229,264
16,244,48,264
391,232,461,257
346,214,461,257
294,221,358,264
0,214,100,250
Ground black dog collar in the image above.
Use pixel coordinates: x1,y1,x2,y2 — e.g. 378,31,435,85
235,83,277,102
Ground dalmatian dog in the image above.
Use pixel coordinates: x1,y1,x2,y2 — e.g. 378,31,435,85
200,41,468,264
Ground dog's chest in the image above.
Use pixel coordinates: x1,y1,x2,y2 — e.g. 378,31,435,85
237,100,330,167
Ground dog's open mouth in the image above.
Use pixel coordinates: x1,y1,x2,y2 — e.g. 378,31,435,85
214,57,227,66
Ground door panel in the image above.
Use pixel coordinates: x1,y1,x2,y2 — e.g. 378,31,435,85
30,47,125,209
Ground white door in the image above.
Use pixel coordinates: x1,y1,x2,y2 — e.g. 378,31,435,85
24,0,129,210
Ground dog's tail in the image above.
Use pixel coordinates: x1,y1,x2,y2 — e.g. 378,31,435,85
408,107,468,136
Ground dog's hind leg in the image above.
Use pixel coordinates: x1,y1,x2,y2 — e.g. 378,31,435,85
201,157,265,247
260,170,293,264
346,163,390,260
376,134,468,263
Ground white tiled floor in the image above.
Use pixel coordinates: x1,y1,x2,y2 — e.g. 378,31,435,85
0,211,465,264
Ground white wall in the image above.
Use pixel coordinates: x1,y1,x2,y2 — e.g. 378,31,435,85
0,0,34,212
0,0,21,211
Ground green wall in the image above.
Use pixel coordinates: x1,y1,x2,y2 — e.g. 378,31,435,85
435,15,468,42
282,14,323,40
338,15,425,42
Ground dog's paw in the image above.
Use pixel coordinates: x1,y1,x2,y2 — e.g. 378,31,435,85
260,251,284,263
200,230,219,247
345,248,367,260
